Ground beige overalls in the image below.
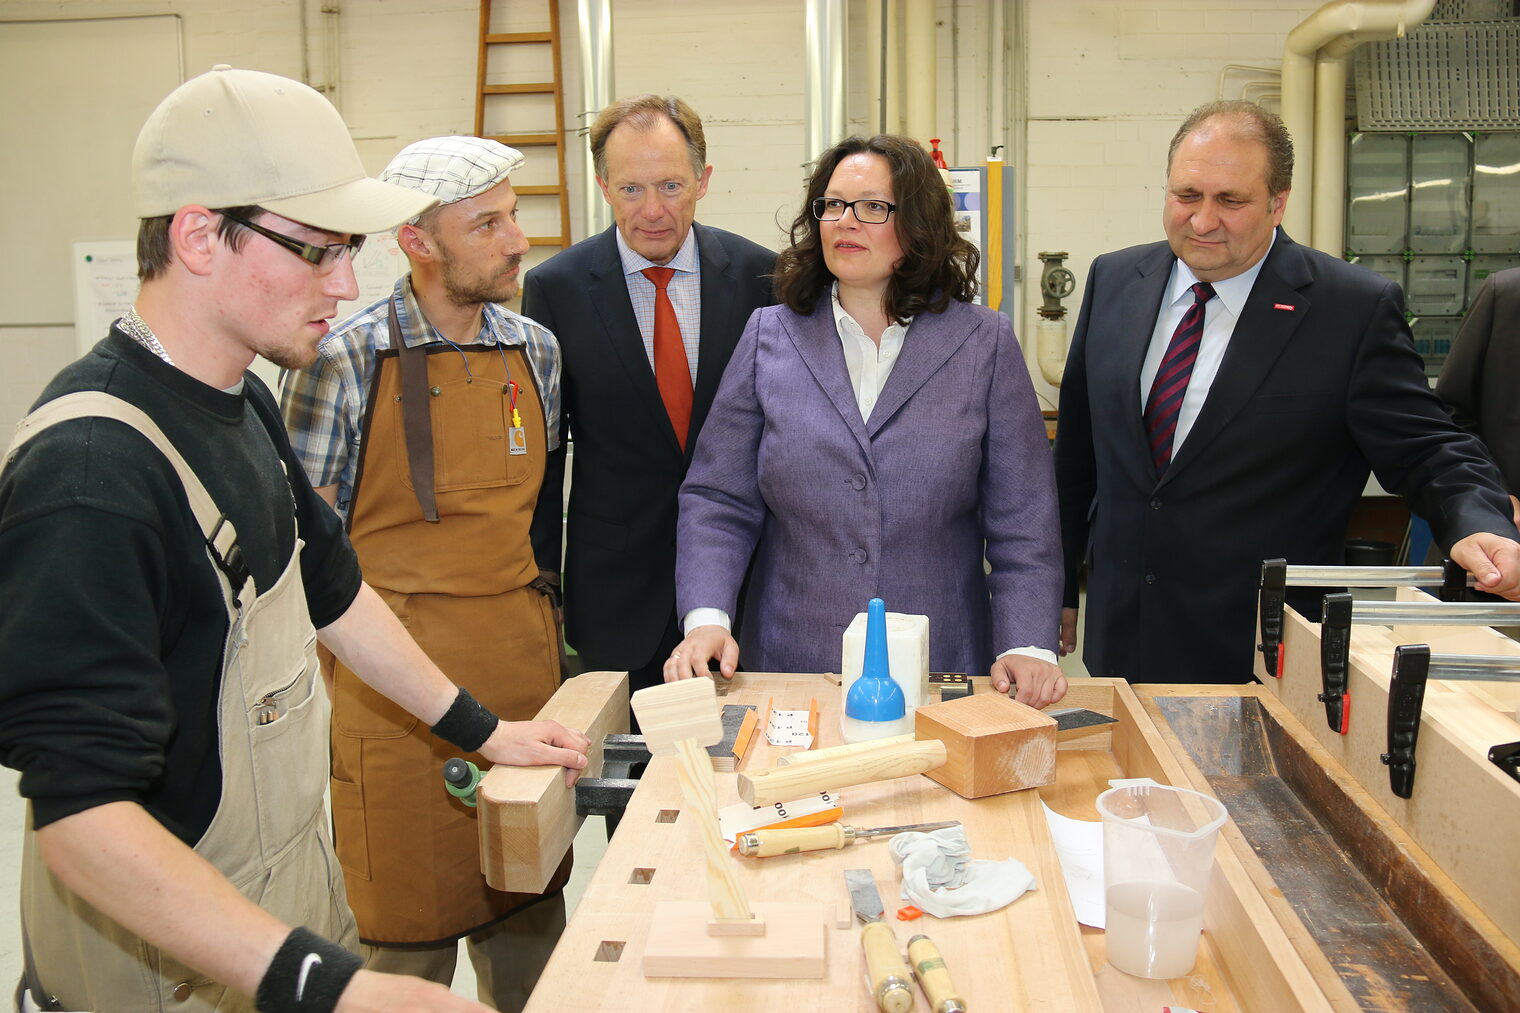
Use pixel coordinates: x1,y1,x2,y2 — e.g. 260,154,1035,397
329,311,564,949
10,392,355,1013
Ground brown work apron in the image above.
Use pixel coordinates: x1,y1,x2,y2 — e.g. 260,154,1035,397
10,392,355,1012
330,313,565,946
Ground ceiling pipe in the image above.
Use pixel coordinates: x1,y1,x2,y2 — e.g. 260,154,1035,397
1281,0,1436,250
578,0,614,237
903,0,935,146
805,0,847,164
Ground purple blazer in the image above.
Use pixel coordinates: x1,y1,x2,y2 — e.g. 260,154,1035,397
676,297,1062,675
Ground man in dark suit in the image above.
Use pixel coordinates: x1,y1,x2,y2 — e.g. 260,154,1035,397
1438,266,1520,497
1054,100,1520,685
521,95,775,693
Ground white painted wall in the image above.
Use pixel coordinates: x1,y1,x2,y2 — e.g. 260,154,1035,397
0,0,1327,432
1020,0,1319,410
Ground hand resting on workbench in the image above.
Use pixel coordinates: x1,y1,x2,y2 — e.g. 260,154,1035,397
664,622,739,682
990,652,1067,709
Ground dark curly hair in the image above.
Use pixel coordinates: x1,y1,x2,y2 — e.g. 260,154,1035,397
773,135,979,323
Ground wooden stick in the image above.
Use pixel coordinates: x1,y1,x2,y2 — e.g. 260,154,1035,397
778,733,915,766
674,736,752,922
739,739,948,807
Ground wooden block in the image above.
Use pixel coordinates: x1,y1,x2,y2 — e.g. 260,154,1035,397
477,670,628,893
914,692,1056,797
632,678,722,754
642,901,827,978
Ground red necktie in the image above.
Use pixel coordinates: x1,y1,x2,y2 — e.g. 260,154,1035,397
641,266,693,451
1143,281,1215,472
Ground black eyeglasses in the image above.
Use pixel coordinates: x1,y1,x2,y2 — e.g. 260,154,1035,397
221,212,365,272
811,197,897,224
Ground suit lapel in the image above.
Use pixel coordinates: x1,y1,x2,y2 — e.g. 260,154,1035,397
1106,245,1175,484
1161,234,1313,485
864,300,977,436
784,300,872,457
586,227,682,453
690,224,745,453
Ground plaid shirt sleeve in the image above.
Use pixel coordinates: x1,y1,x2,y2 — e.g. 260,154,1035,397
279,334,364,495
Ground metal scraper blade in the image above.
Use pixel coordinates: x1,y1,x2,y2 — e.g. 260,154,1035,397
844,868,887,925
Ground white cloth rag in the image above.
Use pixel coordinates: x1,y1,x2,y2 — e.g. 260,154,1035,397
889,825,1036,917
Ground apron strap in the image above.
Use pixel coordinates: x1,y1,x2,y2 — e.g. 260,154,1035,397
6,392,252,599
391,303,440,523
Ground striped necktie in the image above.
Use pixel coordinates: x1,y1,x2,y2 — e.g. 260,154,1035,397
1143,281,1215,471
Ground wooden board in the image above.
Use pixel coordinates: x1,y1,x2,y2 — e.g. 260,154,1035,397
1259,603,1520,950
477,670,629,893
524,674,1336,1012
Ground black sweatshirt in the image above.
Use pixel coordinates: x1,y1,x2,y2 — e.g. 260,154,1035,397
0,330,361,845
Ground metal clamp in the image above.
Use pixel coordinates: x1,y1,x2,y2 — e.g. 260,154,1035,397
1319,593,1353,734
1258,558,1288,678
1490,741,1520,785
1381,645,1430,800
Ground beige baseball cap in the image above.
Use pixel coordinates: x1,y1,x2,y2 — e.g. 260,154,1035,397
132,65,437,235
381,136,527,225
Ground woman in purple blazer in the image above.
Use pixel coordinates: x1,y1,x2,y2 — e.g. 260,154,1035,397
664,135,1066,706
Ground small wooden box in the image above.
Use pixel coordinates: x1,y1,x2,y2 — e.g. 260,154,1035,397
914,693,1056,797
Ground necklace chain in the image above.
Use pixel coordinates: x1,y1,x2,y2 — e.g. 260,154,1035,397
119,308,175,366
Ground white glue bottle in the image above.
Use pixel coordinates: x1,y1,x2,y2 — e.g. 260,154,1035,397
840,597,916,743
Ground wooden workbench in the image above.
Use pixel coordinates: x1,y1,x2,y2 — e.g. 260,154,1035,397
523,674,1340,1012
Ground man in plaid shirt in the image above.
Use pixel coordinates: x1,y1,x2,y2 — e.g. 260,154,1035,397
281,136,568,1011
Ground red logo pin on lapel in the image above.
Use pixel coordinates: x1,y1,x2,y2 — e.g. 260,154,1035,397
1274,303,1296,311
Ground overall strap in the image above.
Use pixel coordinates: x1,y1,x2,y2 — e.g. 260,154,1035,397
7,391,251,600
391,303,440,522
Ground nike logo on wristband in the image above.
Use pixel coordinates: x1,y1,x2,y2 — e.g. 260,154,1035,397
296,952,323,1000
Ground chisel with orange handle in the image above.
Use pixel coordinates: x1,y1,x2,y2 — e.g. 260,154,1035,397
736,819,959,857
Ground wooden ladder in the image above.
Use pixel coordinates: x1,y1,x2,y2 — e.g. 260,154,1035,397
474,0,572,249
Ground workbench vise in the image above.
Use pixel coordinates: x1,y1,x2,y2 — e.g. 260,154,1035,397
574,733,650,832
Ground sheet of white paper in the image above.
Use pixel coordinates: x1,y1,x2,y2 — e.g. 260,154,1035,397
765,706,814,748
1041,800,1106,929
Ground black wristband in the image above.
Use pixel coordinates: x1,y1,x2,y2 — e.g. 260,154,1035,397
430,686,499,752
255,927,362,1013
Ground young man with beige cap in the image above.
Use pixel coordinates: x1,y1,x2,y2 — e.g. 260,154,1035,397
282,136,566,1010
0,67,588,1013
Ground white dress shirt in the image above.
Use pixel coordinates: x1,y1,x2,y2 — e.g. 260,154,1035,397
616,227,703,381
1139,230,1276,452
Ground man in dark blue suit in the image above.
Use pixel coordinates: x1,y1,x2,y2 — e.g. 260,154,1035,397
521,95,774,693
1054,100,1520,685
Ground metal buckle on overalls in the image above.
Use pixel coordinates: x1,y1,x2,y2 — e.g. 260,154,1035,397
206,515,251,605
